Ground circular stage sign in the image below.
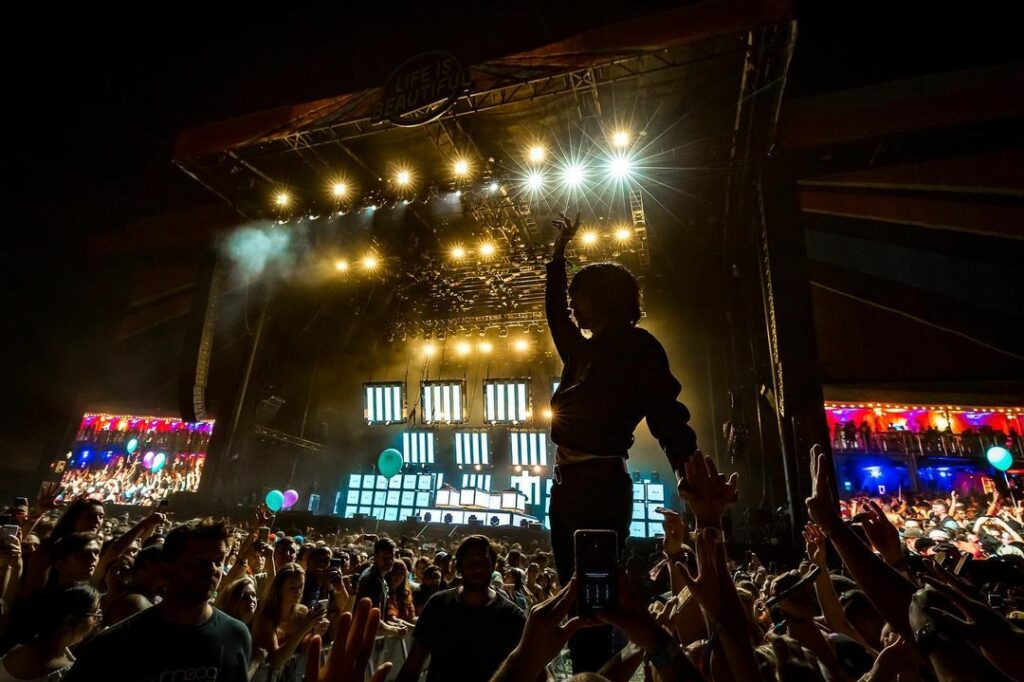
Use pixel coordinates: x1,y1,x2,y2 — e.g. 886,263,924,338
372,51,465,127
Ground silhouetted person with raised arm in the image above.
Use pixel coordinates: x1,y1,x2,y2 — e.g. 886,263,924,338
545,213,698,672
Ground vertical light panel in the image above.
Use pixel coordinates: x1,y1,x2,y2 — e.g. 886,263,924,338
511,430,549,466
455,431,489,465
484,380,530,423
364,383,405,424
422,382,464,423
391,386,401,422
403,431,436,465
485,383,496,422
461,474,491,490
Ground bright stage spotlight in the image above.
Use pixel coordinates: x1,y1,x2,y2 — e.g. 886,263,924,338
450,245,466,260
331,182,348,198
562,164,586,188
395,169,412,186
580,231,598,246
478,242,496,258
422,343,436,358
525,171,545,191
456,341,472,357
334,259,349,272
274,192,290,207
453,159,470,177
478,341,493,354
541,407,553,420
608,154,633,179
528,145,546,163
513,338,529,353
611,130,631,148
361,254,379,271
614,226,632,242
488,181,500,193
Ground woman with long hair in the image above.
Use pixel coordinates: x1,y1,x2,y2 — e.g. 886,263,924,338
502,568,530,611
23,502,105,597
251,563,328,675
217,576,258,628
0,582,101,681
385,560,416,625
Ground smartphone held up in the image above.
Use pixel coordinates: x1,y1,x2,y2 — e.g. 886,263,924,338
574,529,618,615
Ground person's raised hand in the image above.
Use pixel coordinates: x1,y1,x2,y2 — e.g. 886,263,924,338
919,576,1024,678
301,602,329,633
859,501,903,565
596,569,667,652
509,578,595,675
805,445,842,532
909,586,1018,682
656,507,686,557
868,635,917,680
304,598,390,682
0,533,21,567
552,212,581,255
675,528,728,624
802,523,827,568
144,511,167,529
677,451,738,529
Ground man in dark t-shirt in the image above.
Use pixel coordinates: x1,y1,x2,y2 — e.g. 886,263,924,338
65,519,251,682
396,536,525,682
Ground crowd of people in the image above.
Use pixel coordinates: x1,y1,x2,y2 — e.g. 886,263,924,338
839,488,1024,560
54,457,205,506
0,447,1021,680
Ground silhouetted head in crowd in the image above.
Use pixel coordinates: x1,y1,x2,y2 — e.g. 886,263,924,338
50,499,105,540
273,536,298,568
49,533,101,587
263,563,304,626
22,582,102,648
129,545,164,597
568,262,641,332
374,537,396,575
421,565,442,590
160,518,229,606
456,535,499,592
220,576,258,626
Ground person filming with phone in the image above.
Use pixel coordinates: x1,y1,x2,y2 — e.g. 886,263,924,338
545,213,699,672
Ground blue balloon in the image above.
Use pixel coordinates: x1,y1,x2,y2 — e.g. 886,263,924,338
378,448,404,478
987,446,1013,472
265,489,285,512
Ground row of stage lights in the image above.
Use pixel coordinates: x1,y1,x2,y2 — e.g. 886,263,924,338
270,130,638,210
328,224,634,278
420,337,535,358
329,221,634,277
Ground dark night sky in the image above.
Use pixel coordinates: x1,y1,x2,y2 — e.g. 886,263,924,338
4,1,1021,438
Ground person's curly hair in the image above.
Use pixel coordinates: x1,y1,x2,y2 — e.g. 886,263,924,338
568,262,642,326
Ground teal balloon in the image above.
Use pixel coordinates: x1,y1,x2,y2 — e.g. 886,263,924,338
126,438,139,454
151,452,167,473
265,489,285,512
987,446,1013,472
378,448,404,478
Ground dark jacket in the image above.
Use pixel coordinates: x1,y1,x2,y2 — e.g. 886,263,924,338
545,259,697,472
